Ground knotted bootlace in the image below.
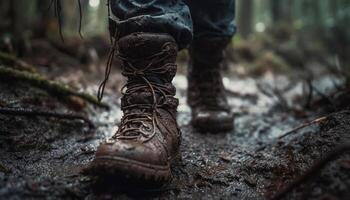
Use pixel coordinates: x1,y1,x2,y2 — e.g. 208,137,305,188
112,43,176,142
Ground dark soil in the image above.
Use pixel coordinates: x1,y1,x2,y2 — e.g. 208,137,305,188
0,48,349,199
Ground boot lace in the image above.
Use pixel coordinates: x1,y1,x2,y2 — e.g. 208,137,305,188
112,43,176,142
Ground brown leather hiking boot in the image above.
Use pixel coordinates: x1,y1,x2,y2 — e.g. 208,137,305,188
188,37,234,132
91,33,181,186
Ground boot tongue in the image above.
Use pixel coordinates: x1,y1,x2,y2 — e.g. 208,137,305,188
121,85,176,108
121,91,155,108
117,32,178,109
118,32,178,84
118,32,176,59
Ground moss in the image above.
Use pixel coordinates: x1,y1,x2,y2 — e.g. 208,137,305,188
0,51,37,73
0,65,108,108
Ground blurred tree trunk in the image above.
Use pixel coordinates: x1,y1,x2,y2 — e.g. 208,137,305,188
0,1,11,33
238,0,253,39
0,0,38,55
10,0,37,37
96,1,108,35
271,0,292,23
0,0,55,38
34,0,56,39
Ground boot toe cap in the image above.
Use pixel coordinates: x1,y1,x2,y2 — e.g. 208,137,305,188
90,139,171,184
94,139,168,166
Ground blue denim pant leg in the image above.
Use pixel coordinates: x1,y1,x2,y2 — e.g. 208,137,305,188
109,0,193,49
109,0,236,49
185,0,237,40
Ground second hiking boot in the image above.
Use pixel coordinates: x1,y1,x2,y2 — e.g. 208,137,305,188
188,37,234,132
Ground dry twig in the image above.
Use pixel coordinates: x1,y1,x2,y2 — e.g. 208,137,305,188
278,116,328,139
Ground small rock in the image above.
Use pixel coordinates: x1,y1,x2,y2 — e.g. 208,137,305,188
219,152,232,163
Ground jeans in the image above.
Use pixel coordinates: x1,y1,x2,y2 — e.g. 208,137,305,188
109,0,236,49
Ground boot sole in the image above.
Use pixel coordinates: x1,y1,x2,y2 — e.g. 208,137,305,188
192,119,234,133
88,153,182,188
90,156,170,186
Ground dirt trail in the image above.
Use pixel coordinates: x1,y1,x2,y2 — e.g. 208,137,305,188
0,59,349,199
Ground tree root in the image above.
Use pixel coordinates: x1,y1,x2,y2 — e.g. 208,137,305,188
270,143,350,200
0,107,95,128
0,65,109,108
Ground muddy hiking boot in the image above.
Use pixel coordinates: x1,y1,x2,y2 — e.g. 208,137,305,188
91,33,181,187
188,38,234,132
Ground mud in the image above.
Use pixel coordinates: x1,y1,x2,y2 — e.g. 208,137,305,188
0,59,349,199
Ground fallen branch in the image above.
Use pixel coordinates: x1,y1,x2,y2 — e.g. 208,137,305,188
0,66,108,108
0,107,95,128
270,143,350,200
0,51,37,73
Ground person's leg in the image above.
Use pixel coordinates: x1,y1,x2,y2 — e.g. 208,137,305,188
185,0,236,40
91,0,192,186
186,0,236,132
109,0,193,49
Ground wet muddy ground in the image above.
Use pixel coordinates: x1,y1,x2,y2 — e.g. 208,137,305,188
0,57,350,199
